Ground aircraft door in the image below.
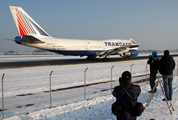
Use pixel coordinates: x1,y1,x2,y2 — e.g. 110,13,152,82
85,42,89,50
103,43,105,50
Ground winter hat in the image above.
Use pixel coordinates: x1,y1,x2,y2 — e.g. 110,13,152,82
121,71,131,81
152,51,157,57
164,50,169,56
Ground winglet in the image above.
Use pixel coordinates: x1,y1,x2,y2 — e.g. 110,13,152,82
130,38,137,45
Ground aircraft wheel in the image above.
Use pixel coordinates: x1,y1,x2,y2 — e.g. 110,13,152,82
86,56,96,60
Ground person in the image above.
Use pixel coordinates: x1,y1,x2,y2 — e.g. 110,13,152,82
159,50,175,101
147,51,159,93
112,71,141,120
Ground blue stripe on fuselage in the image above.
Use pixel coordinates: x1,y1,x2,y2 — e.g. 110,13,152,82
49,50,104,56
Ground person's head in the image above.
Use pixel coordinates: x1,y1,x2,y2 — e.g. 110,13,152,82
152,51,157,57
164,50,169,56
119,71,131,84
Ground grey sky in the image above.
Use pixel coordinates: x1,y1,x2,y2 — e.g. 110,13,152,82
1,0,178,52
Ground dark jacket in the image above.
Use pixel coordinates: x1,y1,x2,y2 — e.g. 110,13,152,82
112,82,141,120
159,55,175,75
147,56,159,74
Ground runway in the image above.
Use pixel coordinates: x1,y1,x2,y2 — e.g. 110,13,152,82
1,54,178,68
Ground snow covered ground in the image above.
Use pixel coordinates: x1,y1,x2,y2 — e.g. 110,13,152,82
0,54,178,120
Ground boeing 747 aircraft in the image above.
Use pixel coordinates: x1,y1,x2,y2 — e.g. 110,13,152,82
9,6,139,59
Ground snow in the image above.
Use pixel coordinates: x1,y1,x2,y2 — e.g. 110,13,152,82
1,55,178,120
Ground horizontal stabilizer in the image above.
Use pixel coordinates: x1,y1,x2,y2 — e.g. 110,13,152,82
21,35,45,44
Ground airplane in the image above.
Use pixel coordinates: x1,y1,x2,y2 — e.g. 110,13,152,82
9,6,139,60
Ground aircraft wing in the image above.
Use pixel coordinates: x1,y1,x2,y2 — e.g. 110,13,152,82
96,44,139,58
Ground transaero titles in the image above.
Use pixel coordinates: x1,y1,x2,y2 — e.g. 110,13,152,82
104,42,131,46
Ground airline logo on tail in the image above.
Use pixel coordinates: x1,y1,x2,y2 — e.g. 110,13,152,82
10,6,49,37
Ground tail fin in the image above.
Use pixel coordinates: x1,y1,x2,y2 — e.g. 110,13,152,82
9,6,49,37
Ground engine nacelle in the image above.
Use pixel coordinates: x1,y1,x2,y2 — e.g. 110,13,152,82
14,36,21,44
121,50,138,58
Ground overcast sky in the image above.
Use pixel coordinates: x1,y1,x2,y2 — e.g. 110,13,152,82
0,0,178,52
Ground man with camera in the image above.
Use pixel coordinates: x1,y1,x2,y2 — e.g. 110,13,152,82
147,51,160,93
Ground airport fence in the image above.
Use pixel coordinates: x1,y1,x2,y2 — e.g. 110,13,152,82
0,63,177,119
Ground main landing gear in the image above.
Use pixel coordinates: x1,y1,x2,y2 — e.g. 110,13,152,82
86,56,96,60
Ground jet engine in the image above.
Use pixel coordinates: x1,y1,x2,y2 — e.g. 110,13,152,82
121,49,138,58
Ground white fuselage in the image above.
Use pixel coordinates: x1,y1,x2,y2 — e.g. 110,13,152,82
22,35,135,51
